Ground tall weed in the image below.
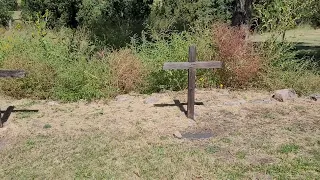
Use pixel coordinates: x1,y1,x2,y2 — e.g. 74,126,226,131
108,49,146,93
212,23,262,87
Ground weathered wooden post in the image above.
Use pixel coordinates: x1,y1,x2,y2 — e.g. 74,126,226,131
163,46,223,120
188,46,196,120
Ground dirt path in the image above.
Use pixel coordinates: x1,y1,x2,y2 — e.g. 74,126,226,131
0,89,319,179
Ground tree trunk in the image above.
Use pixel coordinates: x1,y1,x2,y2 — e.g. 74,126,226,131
231,0,254,27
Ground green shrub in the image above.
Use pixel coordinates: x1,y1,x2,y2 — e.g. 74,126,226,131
310,1,320,27
78,0,152,48
22,0,153,47
0,25,116,102
149,0,235,35
3,0,18,10
52,60,115,102
22,0,81,28
0,0,13,26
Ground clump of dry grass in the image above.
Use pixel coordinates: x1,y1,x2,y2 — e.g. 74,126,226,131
108,49,146,93
0,56,56,99
212,23,262,87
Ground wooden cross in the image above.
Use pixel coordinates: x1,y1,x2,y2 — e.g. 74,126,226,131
163,46,223,120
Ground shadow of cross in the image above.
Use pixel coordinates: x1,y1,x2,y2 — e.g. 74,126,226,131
163,45,223,120
154,100,204,116
0,106,39,128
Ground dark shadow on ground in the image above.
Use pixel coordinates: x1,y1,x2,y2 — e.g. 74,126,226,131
295,43,320,65
154,100,204,117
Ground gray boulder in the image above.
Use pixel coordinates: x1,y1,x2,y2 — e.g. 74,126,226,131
272,89,297,102
310,94,320,101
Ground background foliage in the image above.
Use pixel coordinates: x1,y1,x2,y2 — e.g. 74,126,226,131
0,0,17,26
0,0,319,101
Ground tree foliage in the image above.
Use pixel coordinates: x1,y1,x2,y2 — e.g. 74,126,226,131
253,0,315,33
22,0,81,28
77,0,152,47
0,0,16,26
149,0,235,34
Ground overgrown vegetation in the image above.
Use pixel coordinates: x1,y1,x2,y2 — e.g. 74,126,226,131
0,0,319,101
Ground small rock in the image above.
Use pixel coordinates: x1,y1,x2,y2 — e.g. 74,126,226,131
272,89,297,102
224,100,246,106
0,140,6,150
173,131,182,139
310,94,320,101
48,101,59,106
252,174,273,180
250,99,272,104
115,95,129,102
144,96,159,104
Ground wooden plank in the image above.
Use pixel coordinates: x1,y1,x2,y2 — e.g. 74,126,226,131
187,46,196,120
0,70,25,78
163,61,222,70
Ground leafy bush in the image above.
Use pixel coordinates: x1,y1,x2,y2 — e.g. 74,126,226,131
0,25,116,102
309,1,320,27
212,23,261,87
22,0,81,28
78,0,152,48
253,0,315,34
149,0,235,35
0,0,13,26
22,0,152,47
3,0,18,10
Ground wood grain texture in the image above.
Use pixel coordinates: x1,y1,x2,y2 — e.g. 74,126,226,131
0,70,25,78
187,46,196,120
163,61,222,70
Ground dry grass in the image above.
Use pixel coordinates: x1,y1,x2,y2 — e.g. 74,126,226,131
212,23,262,87
108,49,146,93
0,89,319,179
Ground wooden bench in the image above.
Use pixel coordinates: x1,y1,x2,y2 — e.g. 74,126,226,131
0,70,25,128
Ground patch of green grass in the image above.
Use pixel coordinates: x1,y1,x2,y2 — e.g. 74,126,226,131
43,124,52,129
236,151,246,159
16,112,36,119
205,145,220,154
220,138,232,143
261,112,277,119
279,144,300,154
260,157,320,179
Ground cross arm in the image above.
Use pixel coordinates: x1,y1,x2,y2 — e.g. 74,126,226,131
0,70,26,78
163,61,223,70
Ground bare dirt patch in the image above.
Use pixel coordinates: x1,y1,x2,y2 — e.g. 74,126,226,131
0,89,319,179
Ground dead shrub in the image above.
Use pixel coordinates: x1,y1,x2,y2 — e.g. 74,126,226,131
108,49,145,93
212,23,262,87
0,56,56,99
